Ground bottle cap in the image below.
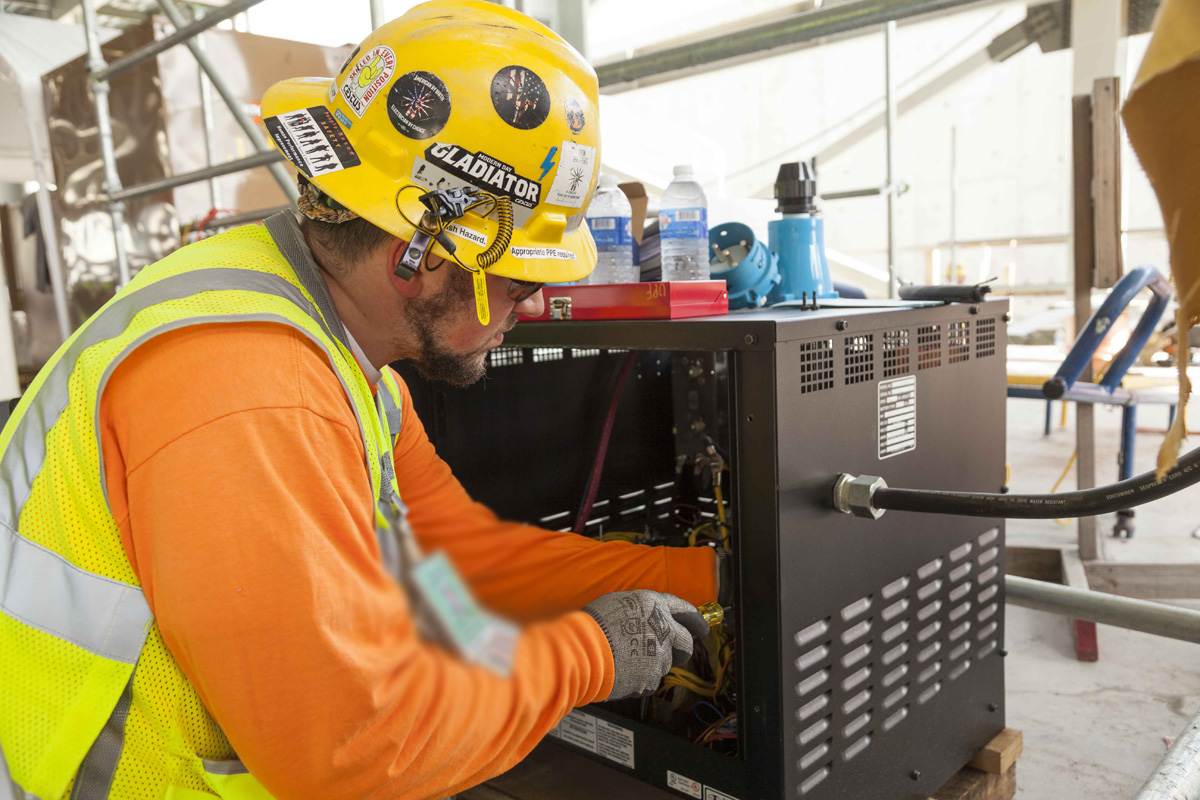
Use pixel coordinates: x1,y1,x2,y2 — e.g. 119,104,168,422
673,164,694,179
598,173,619,189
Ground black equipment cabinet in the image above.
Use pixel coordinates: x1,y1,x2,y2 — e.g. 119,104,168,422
395,301,1009,800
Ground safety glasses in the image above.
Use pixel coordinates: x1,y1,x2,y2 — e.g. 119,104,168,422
507,279,545,303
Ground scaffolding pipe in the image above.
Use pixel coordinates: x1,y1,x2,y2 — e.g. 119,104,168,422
1006,575,1200,645
595,0,994,88
110,151,284,203
95,0,266,81
369,0,385,30
884,20,899,298
1133,707,1200,800
156,0,298,202
194,4,223,209
80,0,133,287
180,204,290,234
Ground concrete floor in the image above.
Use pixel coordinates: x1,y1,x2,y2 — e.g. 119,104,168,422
1003,394,1200,799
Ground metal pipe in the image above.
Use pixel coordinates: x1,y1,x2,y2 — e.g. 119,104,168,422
369,0,385,29
595,0,994,88
821,184,889,201
949,125,958,275
155,0,298,202
95,0,266,82
194,4,223,210
1006,575,1200,644
1133,706,1200,800
110,151,283,203
180,204,290,234
884,21,898,299
80,0,133,287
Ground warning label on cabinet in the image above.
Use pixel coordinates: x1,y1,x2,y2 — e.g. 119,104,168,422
667,771,703,798
548,711,635,768
878,375,917,459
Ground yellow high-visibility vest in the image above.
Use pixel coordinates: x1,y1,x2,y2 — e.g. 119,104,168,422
0,214,408,799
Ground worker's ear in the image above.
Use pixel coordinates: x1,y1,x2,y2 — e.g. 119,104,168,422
387,238,425,298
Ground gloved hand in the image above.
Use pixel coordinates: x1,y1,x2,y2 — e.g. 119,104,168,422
583,590,709,701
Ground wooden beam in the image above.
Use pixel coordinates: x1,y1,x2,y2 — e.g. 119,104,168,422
930,765,1017,800
967,729,1023,775
1071,94,1101,562
1005,546,1062,583
1062,548,1098,661
1085,562,1200,599
1091,77,1124,289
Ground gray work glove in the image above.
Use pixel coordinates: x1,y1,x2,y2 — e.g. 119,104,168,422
583,590,710,701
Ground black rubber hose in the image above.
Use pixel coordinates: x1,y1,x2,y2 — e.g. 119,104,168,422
871,444,1200,519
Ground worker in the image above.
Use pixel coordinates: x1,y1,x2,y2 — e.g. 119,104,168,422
0,3,725,799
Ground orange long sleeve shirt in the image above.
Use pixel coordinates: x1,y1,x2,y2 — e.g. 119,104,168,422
97,320,716,800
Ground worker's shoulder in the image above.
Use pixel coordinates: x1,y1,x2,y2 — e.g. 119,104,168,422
104,320,357,427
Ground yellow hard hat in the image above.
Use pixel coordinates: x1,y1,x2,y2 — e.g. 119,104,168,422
261,0,599,285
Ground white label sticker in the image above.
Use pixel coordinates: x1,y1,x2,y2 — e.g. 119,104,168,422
445,223,488,247
878,375,917,459
511,246,576,261
546,141,597,208
595,718,635,768
704,788,742,800
551,711,635,768
340,45,396,118
667,771,703,798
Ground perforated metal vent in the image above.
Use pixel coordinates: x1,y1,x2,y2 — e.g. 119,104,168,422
917,325,941,370
882,330,910,377
801,339,835,394
792,529,1003,795
572,348,602,358
533,347,565,363
488,347,524,367
844,335,874,385
976,319,997,359
948,322,971,364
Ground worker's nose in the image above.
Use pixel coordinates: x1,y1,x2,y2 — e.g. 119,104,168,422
514,289,545,318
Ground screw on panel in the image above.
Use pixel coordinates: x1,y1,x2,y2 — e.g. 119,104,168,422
969,305,980,315
988,703,999,712
1003,313,1012,322
909,770,921,781
744,334,758,345
836,319,849,331
999,649,1009,658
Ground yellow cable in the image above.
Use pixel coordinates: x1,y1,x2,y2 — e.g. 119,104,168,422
1051,449,1078,526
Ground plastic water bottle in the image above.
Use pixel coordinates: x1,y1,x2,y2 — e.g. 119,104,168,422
659,165,709,282
585,174,637,284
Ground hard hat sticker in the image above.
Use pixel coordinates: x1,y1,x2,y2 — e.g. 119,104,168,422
330,44,360,102
490,65,550,130
340,45,396,118
545,141,596,209
565,98,586,134
264,107,361,178
510,246,577,261
425,143,541,209
387,71,452,140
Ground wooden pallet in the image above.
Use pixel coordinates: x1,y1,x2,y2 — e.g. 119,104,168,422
463,728,1023,800
931,728,1022,800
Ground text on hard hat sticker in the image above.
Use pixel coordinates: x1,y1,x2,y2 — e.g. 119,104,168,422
340,46,396,118
425,143,541,208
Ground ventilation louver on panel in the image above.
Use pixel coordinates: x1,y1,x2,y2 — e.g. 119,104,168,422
976,319,997,359
882,330,910,377
488,347,525,368
917,325,941,370
844,335,874,385
533,347,565,363
948,321,971,364
793,529,1003,795
801,339,836,394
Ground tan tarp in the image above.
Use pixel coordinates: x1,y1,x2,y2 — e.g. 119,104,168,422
1122,0,1200,477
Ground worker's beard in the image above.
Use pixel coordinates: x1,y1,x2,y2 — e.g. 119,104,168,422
404,264,493,387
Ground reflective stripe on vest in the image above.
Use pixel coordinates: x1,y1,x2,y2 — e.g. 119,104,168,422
0,228,396,800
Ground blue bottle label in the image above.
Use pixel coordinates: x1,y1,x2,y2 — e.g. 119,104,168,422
587,216,633,247
658,207,707,240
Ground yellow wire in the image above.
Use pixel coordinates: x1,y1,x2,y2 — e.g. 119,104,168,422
1051,449,1079,526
